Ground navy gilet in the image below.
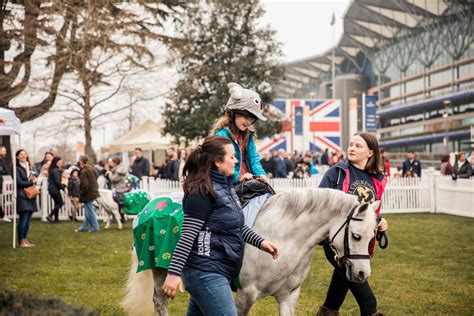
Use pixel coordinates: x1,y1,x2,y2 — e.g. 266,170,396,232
185,170,245,279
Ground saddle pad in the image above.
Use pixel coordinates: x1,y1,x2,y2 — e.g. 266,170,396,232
133,197,183,272
242,193,272,228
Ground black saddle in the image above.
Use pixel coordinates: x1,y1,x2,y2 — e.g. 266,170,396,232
234,178,275,207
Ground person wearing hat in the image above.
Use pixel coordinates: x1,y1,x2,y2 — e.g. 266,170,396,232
210,83,269,184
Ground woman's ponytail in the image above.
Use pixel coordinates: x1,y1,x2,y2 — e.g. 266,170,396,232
182,136,232,198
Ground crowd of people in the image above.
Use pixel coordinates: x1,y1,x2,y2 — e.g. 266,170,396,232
153,146,474,183
0,144,169,247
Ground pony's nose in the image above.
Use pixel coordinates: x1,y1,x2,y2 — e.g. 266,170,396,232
358,270,365,279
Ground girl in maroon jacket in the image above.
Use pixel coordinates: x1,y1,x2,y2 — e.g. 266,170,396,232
317,132,387,316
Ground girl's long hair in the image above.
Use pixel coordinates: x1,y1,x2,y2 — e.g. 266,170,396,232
182,136,232,198
209,112,253,144
48,156,62,173
79,155,94,172
355,132,384,175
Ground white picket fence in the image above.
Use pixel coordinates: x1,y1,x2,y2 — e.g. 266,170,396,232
1,174,473,220
435,176,474,217
0,176,109,221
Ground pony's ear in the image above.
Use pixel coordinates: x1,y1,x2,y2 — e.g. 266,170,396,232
370,200,381,211
228,82,243,99
355,203,369,217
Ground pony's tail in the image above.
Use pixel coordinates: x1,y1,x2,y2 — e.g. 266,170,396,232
121,248,155,315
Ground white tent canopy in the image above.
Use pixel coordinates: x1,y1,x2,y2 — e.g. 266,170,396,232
102,120,174,153
0,108,21,135
0,107,21,249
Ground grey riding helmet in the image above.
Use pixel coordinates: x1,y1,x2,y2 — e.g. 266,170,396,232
224,82,267,121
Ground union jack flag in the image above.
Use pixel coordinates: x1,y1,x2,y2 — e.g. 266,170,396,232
257,99,341,153
306,100,341,152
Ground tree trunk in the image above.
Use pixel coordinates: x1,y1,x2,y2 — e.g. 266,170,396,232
1,1,68,122
82,81,94,160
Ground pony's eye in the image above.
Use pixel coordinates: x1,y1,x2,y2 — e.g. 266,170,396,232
352,233,361,241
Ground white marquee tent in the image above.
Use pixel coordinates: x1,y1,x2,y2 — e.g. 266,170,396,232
0,108,21,248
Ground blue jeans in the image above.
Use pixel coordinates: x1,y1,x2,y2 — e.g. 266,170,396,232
18,211,33,240
79,201,99,232
181,267,237,316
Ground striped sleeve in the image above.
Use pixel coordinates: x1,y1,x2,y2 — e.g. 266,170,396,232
168,214,205,276
242,224,264,249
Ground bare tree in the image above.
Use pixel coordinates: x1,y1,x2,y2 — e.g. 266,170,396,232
0,1,72,121
9,1,182,157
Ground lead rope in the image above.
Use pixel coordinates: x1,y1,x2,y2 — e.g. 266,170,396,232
376,230,388,249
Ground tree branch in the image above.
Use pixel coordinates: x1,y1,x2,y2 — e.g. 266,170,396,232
91,103,130,121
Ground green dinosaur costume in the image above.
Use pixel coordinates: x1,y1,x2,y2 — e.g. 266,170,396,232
132,197,183,272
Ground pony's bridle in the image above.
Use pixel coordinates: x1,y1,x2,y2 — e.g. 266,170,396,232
329,204,371,267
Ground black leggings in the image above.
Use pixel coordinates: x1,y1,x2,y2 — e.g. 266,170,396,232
50,192,64,221
321,240,377,316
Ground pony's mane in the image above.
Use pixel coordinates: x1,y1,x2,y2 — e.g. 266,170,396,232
260,188,359,219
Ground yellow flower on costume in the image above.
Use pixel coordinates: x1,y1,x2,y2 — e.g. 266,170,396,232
162,252,171,260
141,233,146,240
173,226,179,233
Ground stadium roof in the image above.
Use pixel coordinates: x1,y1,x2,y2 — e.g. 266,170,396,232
276,0,450,97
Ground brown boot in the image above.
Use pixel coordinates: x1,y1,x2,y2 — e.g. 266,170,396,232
372,313,384,316
25,240,35,247
316,305,339,316
19,239,31,248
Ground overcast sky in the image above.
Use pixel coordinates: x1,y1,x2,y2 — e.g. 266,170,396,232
261,0,351,62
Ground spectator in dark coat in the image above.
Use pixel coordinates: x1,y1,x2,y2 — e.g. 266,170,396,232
165,150,180,181
0,146,11,222
76,156,100,232
284,153,293,175
46,157,66,223
274,149,288,178
321,148,329,166
155,162,167,179
452,152,472,179
260,152,276,178
130,148,150,178
16,149,38,248
402,151,422,177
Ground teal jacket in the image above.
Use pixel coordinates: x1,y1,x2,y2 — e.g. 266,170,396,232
214,128,266,184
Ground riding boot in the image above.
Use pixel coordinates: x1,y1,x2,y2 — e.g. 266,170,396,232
316,305,339,316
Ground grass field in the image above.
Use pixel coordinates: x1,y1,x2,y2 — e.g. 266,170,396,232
0,213,473,315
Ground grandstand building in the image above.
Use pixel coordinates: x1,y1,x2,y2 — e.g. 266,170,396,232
276,0,473,153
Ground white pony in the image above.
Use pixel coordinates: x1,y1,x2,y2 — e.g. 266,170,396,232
96,175,123,230
122,188,379,316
